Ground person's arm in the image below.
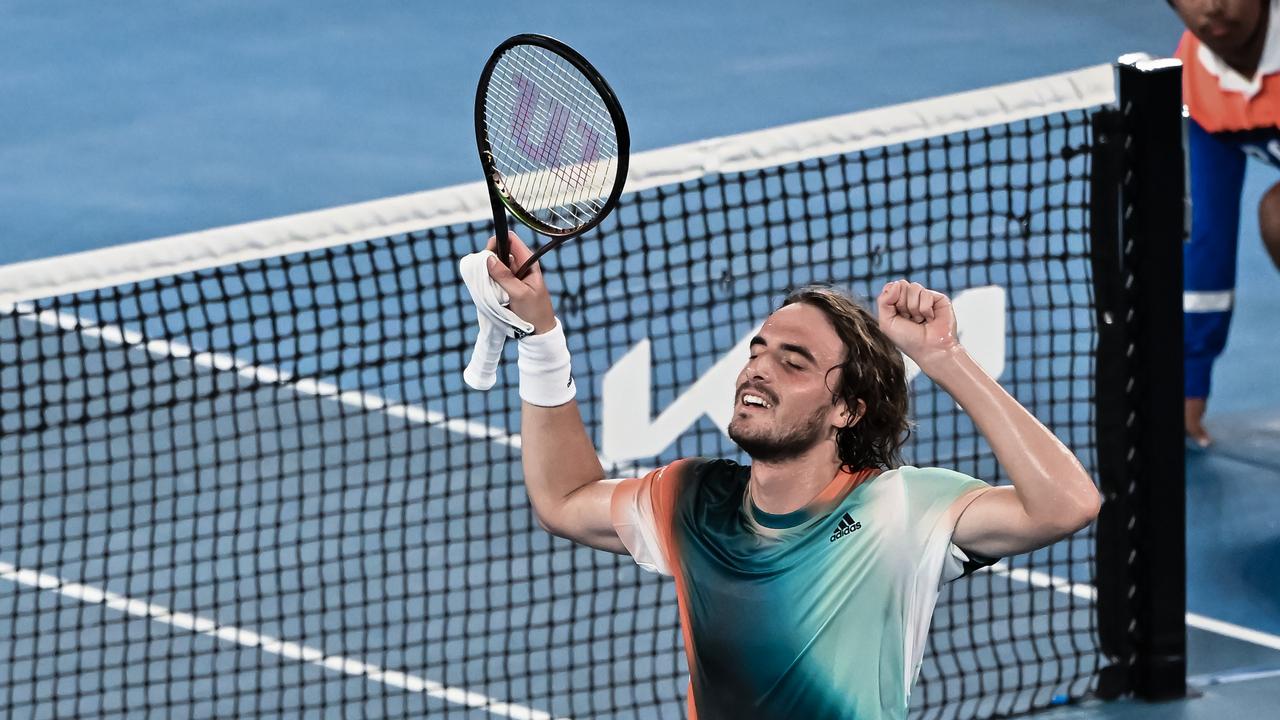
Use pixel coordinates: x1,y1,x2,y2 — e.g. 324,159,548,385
877,280,1101,558
484,233,626,554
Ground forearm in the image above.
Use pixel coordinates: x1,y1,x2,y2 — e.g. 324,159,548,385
478,234,624,551
514,323,624,551
920,345,1100,529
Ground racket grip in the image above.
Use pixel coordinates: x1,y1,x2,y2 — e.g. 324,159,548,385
463,321,507,391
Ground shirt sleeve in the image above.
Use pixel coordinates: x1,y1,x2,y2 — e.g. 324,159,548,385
901,466,994,583
898,466,994,691
609,459,692,576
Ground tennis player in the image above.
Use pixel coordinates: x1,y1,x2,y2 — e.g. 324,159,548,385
1168,0,1280,446
483,233,1101,719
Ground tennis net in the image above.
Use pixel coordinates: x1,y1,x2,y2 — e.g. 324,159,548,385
0,61,1178,718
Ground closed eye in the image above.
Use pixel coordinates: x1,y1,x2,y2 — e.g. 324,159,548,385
749,337,815,370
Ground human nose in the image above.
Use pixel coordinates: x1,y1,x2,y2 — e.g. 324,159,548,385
743,352,772,382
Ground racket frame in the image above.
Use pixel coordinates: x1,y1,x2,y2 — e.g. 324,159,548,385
474,33,630,277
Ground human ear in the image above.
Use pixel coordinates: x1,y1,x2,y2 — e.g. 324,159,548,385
831,397,866,429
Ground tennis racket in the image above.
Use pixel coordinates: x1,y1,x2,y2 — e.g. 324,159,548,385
465,33,629,390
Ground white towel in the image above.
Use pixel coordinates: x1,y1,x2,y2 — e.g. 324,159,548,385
458,250,535,390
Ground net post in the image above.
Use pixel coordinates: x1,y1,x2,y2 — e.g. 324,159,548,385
1090,98,1130,702
1092,56,1188,703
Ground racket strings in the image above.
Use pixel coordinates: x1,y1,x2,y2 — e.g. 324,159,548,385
488,56,616,218
484,45,620,231
499,45,617,163
486,79,611,220
502,47,616,157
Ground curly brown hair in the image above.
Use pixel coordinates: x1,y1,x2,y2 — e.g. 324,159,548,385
780,285,910,470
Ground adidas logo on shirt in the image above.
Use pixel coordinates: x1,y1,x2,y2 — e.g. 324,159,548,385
829,512,862,543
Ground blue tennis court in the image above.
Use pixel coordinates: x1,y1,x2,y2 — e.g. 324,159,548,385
1,3,1278,718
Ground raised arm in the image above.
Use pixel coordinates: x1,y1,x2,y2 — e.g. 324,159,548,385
484,233,626,554
877,280,1102,558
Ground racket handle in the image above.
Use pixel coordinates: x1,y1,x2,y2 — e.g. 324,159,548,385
487,180,512,270
463,321,507,390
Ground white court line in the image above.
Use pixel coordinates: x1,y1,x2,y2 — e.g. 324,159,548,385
986,562,1280,652
1190,666,1280,687
1185,612,1280,652
4,300,650,479
2,301,518,451
0,561,560,720
987,563,1096,601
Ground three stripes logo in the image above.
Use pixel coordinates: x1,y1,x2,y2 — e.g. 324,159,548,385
829,512,862,543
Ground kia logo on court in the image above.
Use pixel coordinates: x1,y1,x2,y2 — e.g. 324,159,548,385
599,285,1008,463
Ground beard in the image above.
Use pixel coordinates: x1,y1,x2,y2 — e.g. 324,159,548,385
727,403,830,463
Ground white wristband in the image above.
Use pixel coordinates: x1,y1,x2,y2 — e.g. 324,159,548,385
518,318,576,407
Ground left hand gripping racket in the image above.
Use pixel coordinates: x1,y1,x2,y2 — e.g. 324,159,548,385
465,33,629,391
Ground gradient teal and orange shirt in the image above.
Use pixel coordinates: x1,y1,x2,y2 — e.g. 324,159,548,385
610,459,991,719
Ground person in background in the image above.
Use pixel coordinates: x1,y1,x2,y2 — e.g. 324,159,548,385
1169,0,1280,446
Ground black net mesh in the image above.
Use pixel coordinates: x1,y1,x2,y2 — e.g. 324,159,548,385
0,106,1104,718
